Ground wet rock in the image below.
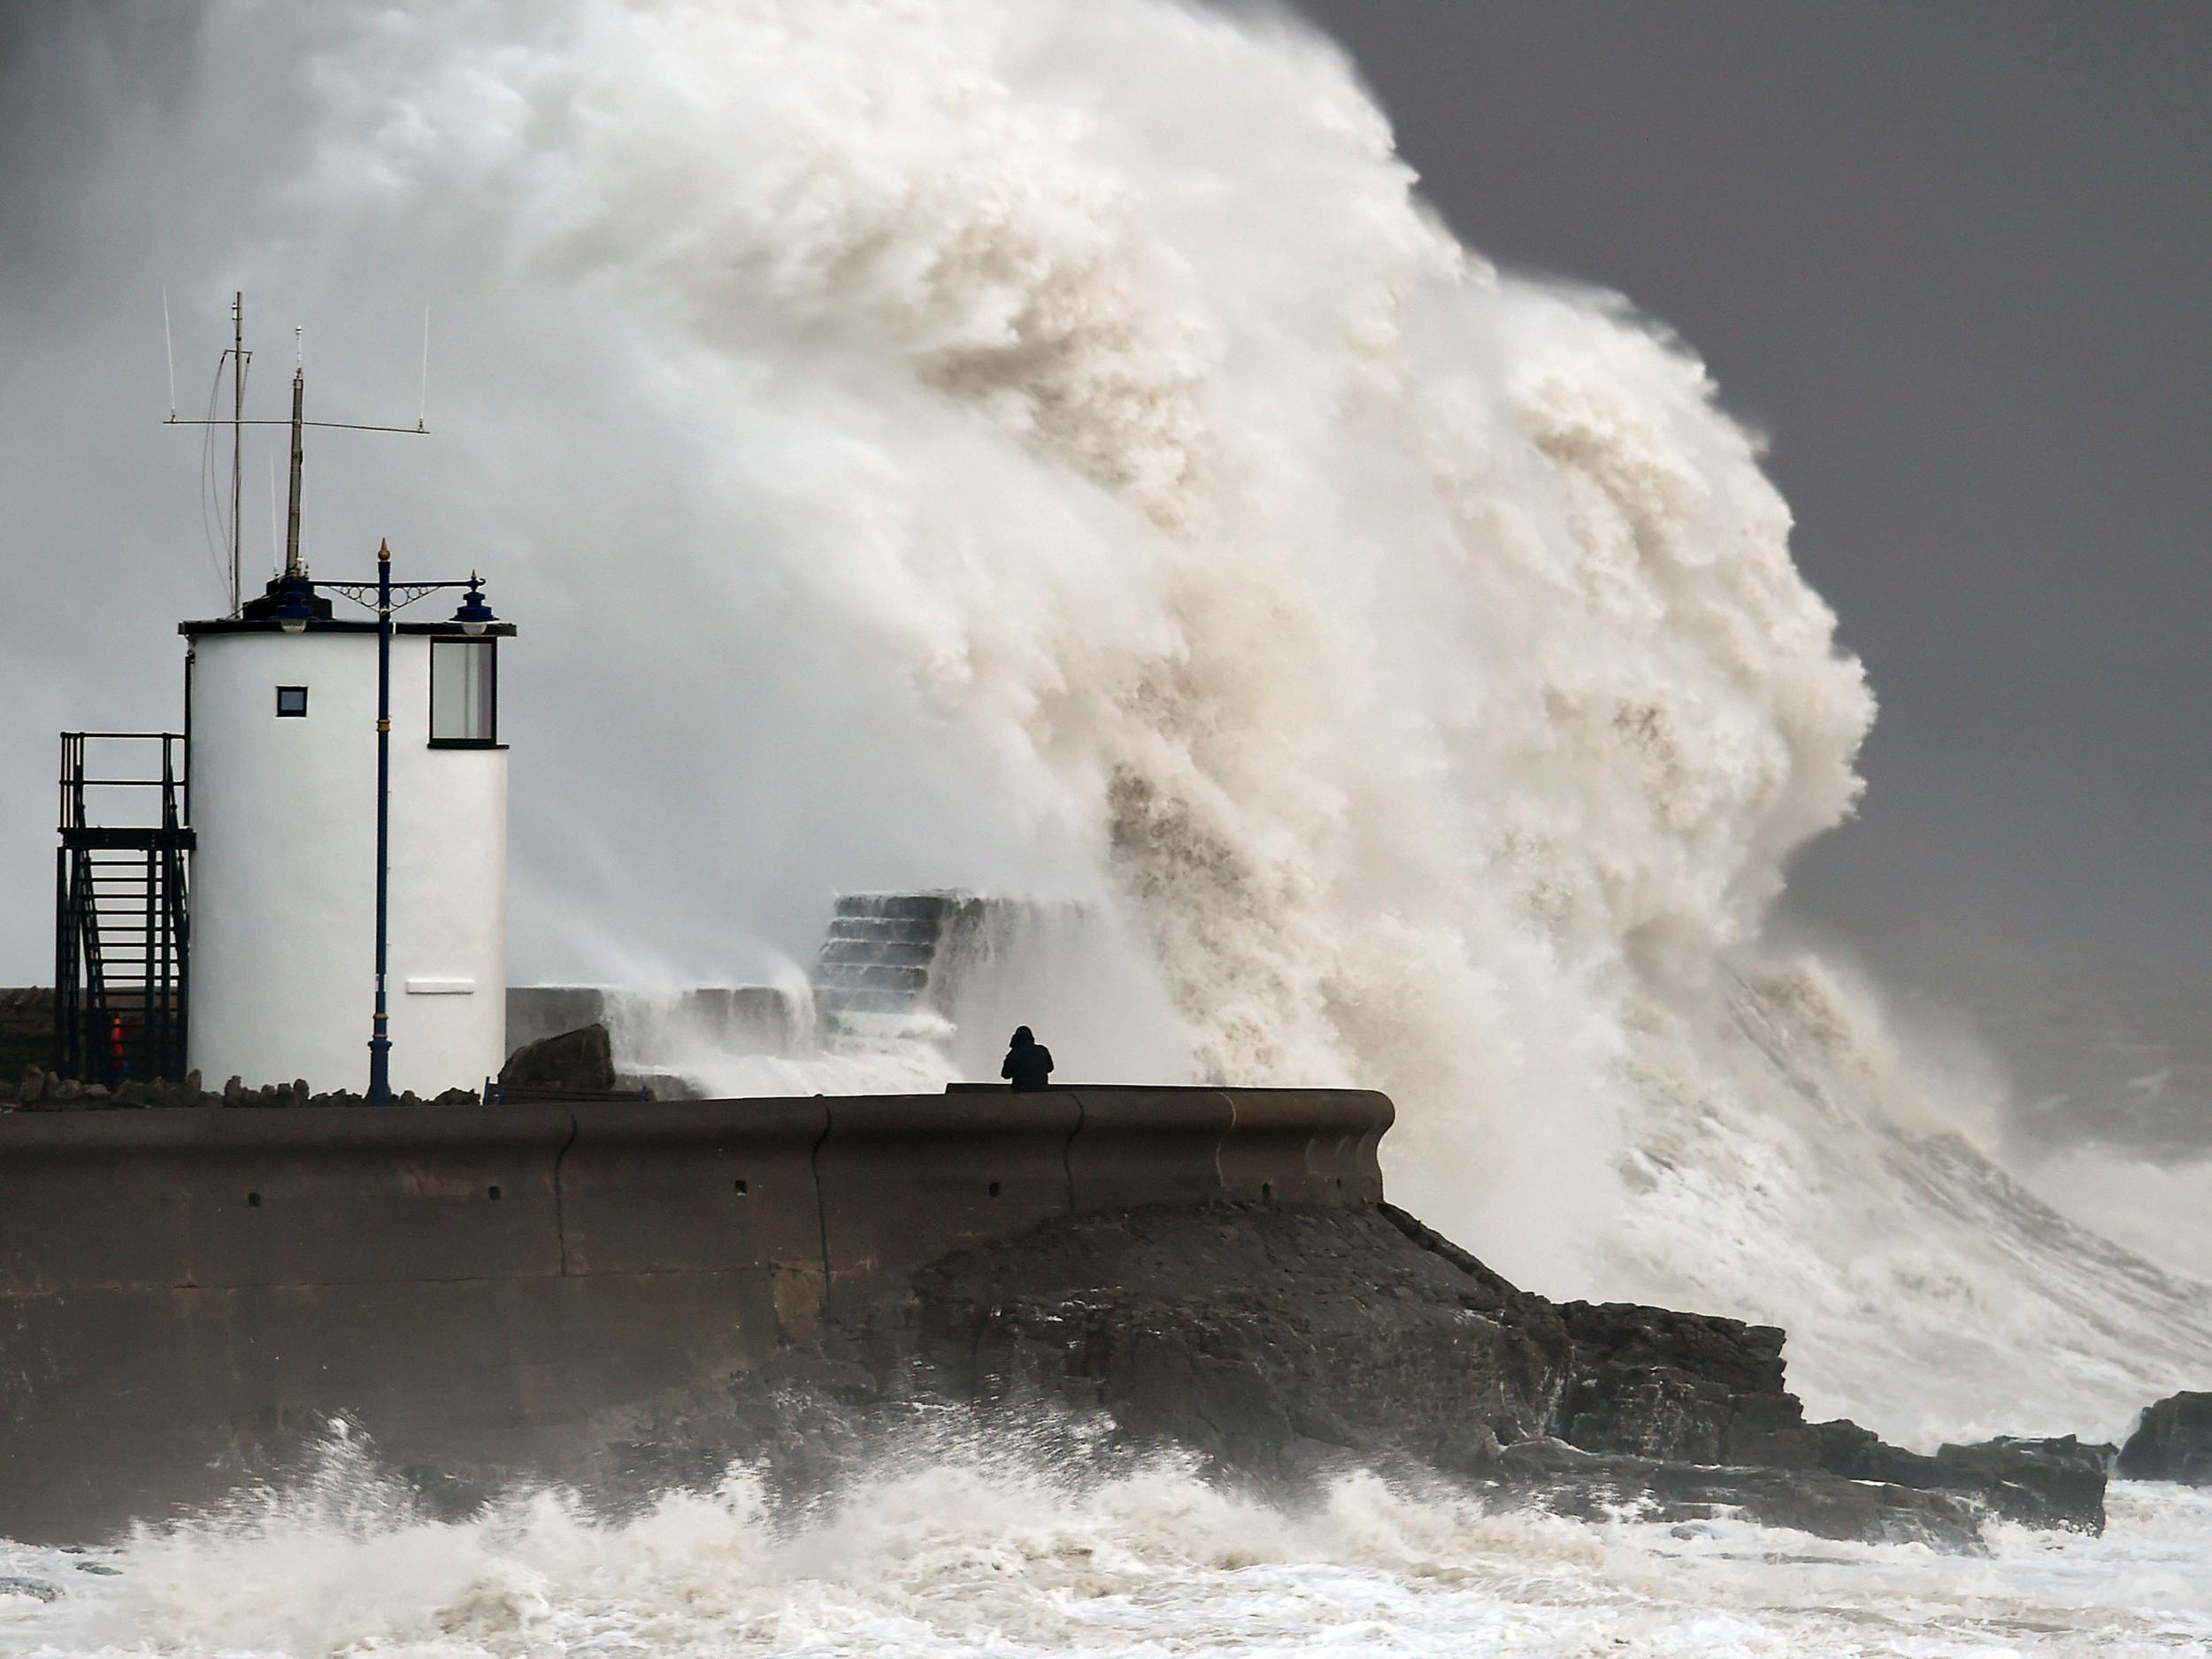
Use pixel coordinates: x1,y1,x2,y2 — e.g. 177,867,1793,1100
656,1202,2085,1552
1477,1437,1984,1551
1743,1420,2113,1536
0,1575,60,1602
499,1023,616,1092
1548,1298,1803,1467
2117,1391,2212,1485
1374,1202,1522,1310
1928,1436,2111,1530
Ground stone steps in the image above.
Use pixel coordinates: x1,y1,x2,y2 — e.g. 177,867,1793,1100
818,938,937,968
810,891,984,1048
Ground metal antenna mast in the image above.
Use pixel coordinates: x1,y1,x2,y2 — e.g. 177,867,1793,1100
284,331,307,577
229,292,248,616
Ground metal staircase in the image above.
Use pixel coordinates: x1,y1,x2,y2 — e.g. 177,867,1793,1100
54,733,193,1084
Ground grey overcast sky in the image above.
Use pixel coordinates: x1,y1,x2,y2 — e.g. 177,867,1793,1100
1,3,2204,999
1290,0,2211,991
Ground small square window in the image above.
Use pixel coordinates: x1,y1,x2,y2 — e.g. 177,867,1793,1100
275,686,309,718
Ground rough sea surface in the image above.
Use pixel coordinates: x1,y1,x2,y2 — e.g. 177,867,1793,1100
4,1459,2210,1657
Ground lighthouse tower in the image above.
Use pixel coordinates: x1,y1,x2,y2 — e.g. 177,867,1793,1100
180,357,514,1097
183,580,511,1097
182,571,513,1095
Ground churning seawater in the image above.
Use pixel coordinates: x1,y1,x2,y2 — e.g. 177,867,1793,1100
6,1459,2212,1657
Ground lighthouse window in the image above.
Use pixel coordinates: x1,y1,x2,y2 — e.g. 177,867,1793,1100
430,640,496,745
275,686,308,718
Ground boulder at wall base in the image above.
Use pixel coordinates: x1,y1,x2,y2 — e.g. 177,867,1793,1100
2117,1392,2212,1485
499,1023,615,1091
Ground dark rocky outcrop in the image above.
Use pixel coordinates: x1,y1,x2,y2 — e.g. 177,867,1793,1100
496,1023,616,1092
603,1201,2102,1551
1929,1437,2114,1527
2117,1391,2212,1485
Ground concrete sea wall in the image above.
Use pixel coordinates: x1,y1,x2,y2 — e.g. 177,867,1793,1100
0,1087,1390,1544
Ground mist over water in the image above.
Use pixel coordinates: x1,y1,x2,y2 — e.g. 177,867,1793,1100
4,4,2210,1644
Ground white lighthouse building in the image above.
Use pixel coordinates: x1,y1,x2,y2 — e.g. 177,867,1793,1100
181,560,513,1096
180,551,513,1096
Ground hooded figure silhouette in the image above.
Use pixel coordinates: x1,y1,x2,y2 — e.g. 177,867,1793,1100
1001,1025,1054,1092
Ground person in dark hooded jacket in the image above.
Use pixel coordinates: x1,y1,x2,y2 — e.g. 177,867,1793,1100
1002,1025,1054,1091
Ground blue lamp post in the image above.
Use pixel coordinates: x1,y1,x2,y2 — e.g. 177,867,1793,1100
368,542,395,1105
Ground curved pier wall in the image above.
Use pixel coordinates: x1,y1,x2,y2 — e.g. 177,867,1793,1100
0,1086,1391,1544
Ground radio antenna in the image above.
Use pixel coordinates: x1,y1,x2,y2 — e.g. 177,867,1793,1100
228,293,247,614
165,296,426,603
419,304,430,432
283,342,306,574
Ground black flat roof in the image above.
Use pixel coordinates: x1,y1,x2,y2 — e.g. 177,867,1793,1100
179,618,518,638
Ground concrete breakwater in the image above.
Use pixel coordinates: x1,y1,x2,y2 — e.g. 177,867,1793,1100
0,1087,1388,1544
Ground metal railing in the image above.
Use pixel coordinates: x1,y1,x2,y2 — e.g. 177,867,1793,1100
54,733,193,1084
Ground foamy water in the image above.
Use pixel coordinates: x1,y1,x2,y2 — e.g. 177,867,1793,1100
5,1457,2210,1658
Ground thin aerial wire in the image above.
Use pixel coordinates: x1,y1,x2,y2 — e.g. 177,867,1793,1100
197,356,227,601
161,288,177,420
